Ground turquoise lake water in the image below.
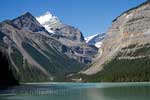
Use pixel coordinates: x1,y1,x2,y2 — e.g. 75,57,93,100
0,82,150,100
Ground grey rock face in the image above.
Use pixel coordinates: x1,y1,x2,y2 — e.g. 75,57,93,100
52,26,85,46
54,26,98,64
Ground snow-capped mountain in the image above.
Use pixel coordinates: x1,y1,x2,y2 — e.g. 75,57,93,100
0,12,86,82
36,12,65,33
36,11,98,64
85,33,105,48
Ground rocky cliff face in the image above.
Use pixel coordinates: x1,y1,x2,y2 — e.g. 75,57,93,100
83,1,150,75
37,12,98,64
0,12,85,82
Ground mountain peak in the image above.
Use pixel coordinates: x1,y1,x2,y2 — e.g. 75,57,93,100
10,12,49,34
44,11,55,18
36,11,58,25
22,12,33,16
15,12,35,21
36,11,64,33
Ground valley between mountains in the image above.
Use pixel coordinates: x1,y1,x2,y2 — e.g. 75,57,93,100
1,1,150,86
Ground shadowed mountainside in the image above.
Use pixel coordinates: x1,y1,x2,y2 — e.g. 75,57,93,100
0,51,18,88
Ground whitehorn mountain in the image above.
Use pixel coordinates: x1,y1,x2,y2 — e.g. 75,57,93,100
36,12,98,64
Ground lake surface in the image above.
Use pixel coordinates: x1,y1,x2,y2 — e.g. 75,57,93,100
0,82,150,100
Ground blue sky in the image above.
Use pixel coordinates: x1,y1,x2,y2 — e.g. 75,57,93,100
0,0,145,37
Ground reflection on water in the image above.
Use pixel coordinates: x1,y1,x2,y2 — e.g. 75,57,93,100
0,83,150,100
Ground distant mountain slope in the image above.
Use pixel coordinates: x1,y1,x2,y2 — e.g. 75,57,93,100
0,12,85,82
85,33,105,48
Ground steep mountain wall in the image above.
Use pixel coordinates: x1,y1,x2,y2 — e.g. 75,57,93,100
83,1,150,75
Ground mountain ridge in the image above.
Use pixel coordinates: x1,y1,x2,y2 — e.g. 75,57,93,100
0,12,86,83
